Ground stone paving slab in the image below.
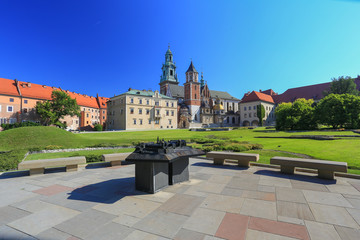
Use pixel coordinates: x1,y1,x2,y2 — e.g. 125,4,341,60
133,210,188,238
1,158,360,239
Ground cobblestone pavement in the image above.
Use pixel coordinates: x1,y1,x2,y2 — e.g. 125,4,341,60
1,158,360,240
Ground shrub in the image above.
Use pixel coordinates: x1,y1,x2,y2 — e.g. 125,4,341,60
94,124,103,131
84,154,102,163
1,121,40,131
44,145,63,150
0,150,27,171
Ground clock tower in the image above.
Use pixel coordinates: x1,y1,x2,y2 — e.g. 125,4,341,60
159,45,179,96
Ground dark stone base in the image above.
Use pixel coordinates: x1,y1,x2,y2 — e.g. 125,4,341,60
169,157,189,185
135,162,169,193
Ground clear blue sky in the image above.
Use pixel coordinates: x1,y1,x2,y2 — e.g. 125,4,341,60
1,0,359,99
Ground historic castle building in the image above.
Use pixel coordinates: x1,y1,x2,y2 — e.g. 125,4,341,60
106,89,177,130
0,78,108,130
159,47,240,128
239,76,360,126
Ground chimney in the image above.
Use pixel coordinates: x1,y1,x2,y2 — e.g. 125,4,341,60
128,88,132,91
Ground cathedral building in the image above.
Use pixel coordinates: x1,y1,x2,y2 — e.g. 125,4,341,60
159,47,240,128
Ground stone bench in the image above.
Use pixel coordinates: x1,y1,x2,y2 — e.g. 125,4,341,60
18,156,86,175
270,156,347,180
206,151,259,167
102,152,132,166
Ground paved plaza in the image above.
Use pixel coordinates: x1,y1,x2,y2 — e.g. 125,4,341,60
1,158,360,239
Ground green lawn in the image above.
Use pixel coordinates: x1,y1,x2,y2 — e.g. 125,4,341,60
1,126,360,174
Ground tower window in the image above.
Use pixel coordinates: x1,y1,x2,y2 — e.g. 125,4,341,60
170,70,173,76
163,71,165,76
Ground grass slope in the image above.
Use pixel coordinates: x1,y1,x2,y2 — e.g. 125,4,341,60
1,126,360,174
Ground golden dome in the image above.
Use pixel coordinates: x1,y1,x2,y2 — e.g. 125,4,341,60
213,103,224,110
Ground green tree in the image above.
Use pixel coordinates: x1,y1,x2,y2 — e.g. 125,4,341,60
275,99,316,130
257,104,265,126
36,90,80,126
315,94,347,128
324,76,359,96
275,102,292,130
341,94,360,128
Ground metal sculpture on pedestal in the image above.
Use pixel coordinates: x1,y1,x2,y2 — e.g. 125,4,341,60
126,138,204,193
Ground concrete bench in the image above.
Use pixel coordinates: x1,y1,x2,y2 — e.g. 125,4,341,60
18,156,86,175
102,152,132,166
206,151,259,167
270,156,347,180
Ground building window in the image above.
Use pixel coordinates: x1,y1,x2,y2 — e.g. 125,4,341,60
86,113,89,117
147,100,149,105
195,94,197,99
23,108,28,113
9,98,14,102
244,114,247,118
171,110,174,116
139,109,142,114
146,109,150,115
155,102,159,106
130,98,134,103
169,119,172,125
92,109,94,112
24,100,28,104
133,119,136,125
139,99,142,104
130,108,134,114
155,119,159,124
148,119,151,124
254,113,257,117
120,109,123,114
156,110,160,115
170,70,173,76
139,119,143,125
254,106,256,110
166,102,169,107
244,107,246,111
171,102,174,107
9,118,16,124
166,110,169,116
103,116,105,119
103,110,105,114
249,113,252,117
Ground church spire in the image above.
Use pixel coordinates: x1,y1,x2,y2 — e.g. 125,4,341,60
200,72,205,88
160,46,178,83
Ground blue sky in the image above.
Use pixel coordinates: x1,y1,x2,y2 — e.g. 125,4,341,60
1,0,359,99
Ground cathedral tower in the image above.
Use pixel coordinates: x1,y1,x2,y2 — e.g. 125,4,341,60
159,46,178,96
184,61,201,122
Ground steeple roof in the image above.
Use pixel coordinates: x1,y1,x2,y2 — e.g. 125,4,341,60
186,61,198,73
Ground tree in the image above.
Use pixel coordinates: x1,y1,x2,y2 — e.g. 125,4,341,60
342,94,360,128
36,90,80,126
315,94,347,128
275,102,292,130
324,76,359,96
275,99,316,130
256,104,265,126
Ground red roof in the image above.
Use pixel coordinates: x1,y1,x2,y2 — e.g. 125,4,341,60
97,95,110,109
241,91,274,104
260,89,277,96
0,78,20,96
271,77,360,104
0,78,107,109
